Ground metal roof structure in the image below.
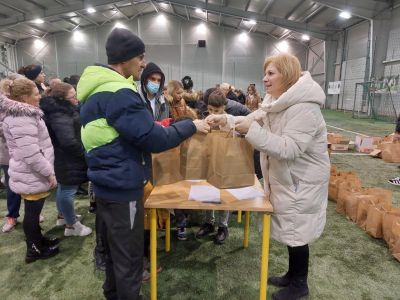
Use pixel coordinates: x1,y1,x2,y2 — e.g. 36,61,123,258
0,0,399,44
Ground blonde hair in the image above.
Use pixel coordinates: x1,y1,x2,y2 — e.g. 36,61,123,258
263,54,301,91
166,80,183,102
4,77,36,102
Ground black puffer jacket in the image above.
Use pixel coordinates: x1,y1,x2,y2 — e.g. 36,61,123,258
40,96,87,185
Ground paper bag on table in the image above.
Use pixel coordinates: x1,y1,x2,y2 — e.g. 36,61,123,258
152,147,183,186
206,130,255,189
180,133,208,179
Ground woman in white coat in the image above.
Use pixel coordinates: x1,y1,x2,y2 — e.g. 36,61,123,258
206,54,330,300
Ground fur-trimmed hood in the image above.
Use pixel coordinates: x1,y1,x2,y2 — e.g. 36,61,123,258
0,93,43,118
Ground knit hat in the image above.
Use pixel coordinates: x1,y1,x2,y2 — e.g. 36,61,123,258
23,65,42,80
106,28,145,64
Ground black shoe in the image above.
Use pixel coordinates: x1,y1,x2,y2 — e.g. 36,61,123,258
89,202,96,214
214,226,228,244
41,236,60,247
25,242,59,264
268,272,291,287
272,276,309,300
196,223,214,239
94,249,106,272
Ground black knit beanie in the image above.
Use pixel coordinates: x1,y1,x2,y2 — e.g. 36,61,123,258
24,65,42,80
106,28,145,64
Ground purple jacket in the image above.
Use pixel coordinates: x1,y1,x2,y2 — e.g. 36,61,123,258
0,95,55,194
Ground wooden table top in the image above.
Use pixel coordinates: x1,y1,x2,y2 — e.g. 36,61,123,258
145,179,273,212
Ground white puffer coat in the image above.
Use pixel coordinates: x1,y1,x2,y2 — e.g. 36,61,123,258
245,72,330,247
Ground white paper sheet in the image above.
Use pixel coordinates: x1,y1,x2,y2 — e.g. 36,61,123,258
188,185,221,203
226,186,265,201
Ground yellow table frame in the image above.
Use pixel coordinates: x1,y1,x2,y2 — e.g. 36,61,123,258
149,209,271,300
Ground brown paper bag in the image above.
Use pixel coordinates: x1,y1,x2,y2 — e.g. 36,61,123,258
344,192,371,222
390,220,400,259
329,172,360,203
382,142,400,163
356,197,376,229
180,133,208,179
152,147,183,186
365,204,387,238
382,208,400,248
364,188,392,208
336,180,362,215
206,131,255,188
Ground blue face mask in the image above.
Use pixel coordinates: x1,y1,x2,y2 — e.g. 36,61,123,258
146,80,160,95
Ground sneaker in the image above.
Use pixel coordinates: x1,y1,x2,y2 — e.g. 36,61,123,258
25,241,59,264
195,222,214,239
388,177,400,186
177,227,187,241
214,226,228,245
2,217,17,233
64,221,92,237
56,215,82,226
39,215,45,223
41,236,60,247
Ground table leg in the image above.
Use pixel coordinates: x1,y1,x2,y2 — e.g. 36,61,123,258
165,212,170,252
243,211,250,248
150,208,157,300
237,210,242,223
259,214,271,300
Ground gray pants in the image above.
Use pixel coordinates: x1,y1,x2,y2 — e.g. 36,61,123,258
205,210,230,227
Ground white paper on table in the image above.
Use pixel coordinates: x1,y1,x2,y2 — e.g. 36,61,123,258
226,186,265,201
188,185,221,203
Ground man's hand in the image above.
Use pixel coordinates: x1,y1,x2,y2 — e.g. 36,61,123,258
193,119,210,134
205,114,227,127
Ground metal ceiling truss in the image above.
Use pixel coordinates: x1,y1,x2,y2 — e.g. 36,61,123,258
156,0,337,40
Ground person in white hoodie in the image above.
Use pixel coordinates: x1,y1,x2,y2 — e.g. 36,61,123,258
206,53,330,300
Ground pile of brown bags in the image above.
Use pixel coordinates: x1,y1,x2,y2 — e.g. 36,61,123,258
329,165,400,262
370,134,400,163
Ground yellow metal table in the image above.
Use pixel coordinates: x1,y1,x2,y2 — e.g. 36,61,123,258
144,179,273,300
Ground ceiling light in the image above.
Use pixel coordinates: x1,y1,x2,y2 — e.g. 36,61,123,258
114,22,126,29
195,8,203,14
339,11,351,19
197,23,206,34
248,19,256,25
156,14,167,25
73,30,84,42
33,19,44,24
277,40,289,52
239,32,248,42
87,7,96,14
33,39,45,48
301,34,310,41
159,3,169,9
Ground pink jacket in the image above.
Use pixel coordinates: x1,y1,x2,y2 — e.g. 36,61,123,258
1,96,55,194
0,94,11,165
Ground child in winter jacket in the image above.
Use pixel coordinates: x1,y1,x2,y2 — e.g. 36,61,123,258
0,77,59,263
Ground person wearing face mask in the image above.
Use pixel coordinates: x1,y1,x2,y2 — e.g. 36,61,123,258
139,62,169,121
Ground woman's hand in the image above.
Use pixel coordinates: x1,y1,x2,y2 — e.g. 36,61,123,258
193,119,210,134
205,114,227,127
235,117,253,135
48,174,57,189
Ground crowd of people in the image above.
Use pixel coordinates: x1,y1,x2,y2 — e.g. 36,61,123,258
0,27,329,300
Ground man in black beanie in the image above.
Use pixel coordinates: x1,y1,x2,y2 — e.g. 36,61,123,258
77,28,208,300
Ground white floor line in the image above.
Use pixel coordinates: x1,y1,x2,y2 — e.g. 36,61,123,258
331,152,368,156
326,125,369,137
